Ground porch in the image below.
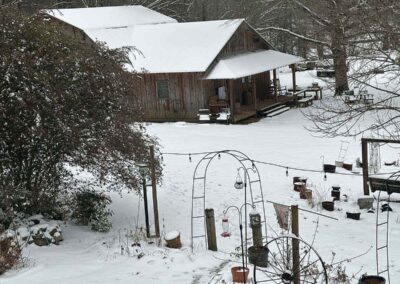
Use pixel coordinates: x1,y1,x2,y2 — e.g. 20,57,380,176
204,50,302,123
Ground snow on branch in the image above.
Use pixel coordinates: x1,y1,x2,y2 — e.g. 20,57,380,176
257,26,330,46
293,0,331,27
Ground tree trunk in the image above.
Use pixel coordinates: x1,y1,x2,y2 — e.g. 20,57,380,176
331,23,349,95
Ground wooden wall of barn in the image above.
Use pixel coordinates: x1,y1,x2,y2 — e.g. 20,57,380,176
219,22,271,57
137,73,215,121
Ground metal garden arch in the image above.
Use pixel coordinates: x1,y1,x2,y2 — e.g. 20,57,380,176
190,150,268,251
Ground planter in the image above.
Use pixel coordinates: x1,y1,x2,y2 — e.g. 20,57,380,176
343,163,353,171
332,185,341,191
358,275,386,284
299,177,307,184
346,212,361,220
322,201,334,211
358,197,374,210
293,176,301,184
231,266,249,283
331,189,340,201
294,182,305,192
300,188,312,200
323,164,336,173
165,231,181,249
248,246,269,267
335,161,344,167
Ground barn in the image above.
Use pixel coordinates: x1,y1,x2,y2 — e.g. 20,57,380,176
45,6,302,123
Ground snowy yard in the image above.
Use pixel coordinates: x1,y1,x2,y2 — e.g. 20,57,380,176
1,70,400,284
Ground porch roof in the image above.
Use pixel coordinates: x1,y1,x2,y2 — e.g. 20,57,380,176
204,50,303,80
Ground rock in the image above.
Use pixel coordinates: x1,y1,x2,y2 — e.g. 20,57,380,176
53,231,63,244
358,197,374,209
33,236,50,247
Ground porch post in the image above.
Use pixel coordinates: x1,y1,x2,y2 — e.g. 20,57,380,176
291,64,297,93
252,75,257,112
229,80,235,120
273,69,278,103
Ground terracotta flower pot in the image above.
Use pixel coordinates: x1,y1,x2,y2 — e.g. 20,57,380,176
165,231,181,249
358,275,385,284
293,182,305,192
231,266,249,283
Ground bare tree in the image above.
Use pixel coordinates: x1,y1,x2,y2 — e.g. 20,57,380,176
303,0,400,138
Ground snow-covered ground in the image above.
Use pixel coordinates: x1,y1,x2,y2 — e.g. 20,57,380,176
1,70,400,284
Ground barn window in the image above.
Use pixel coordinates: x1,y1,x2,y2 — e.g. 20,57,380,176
156,80,169,99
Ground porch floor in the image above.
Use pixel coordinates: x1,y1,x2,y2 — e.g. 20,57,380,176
232,95,295,123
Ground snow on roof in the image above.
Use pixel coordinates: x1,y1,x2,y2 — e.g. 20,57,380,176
46,5,177,30
204,50,303,79
129,19,244,73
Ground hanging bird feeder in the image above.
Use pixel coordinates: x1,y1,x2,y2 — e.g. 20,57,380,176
221,216,231,237
234,171,244,189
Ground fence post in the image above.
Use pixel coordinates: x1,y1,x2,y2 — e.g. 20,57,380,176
205,208,217,251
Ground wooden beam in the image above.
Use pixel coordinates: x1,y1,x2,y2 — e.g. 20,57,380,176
150,146,160,237
273,69,278,103
362,139,370,196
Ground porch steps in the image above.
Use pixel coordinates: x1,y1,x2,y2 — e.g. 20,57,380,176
260,103,290,117
257,102,283,114
265,106,290,117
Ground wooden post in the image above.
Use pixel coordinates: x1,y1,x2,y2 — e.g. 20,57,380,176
362,139,370,196
250,213,263,247
205,209,217,251
229,80,235,120
142,176,150,237
150,146,160,238
273,69,278,102
291,205,300,284
291,64,297,93
252,75,257,112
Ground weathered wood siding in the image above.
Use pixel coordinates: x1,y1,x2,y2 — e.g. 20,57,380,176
138,73,214,121
219,22,270,57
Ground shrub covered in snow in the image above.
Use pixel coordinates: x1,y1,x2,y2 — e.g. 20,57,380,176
73,191,112,232
0,236,22,275
0,6,162,224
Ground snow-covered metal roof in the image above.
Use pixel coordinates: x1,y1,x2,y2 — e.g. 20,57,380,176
46,6,244,73
204,50,303,79
129,19,244,73
46,6,177,29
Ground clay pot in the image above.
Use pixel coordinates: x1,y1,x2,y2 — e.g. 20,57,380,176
300,188,312,200
165,231,181,249
231,266,249,283
358,275,385,284
294,182,305,192
343,163,353,171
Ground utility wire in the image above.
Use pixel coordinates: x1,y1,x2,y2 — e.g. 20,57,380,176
161,151,400,177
